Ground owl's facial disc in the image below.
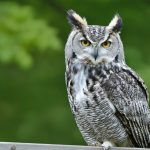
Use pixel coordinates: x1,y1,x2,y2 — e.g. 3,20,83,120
66,10,124,66
76,31,120,66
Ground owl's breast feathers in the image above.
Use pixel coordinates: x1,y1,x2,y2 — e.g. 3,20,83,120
66,61,150,147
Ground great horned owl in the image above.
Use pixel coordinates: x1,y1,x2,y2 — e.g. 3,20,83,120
65,10,150,149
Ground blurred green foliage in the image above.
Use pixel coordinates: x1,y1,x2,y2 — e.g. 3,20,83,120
0,0,149,146
0,2,62,69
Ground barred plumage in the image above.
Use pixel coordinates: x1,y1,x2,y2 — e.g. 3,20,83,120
65,10,150,149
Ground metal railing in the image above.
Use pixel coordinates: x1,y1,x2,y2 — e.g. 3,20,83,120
0,142,149,150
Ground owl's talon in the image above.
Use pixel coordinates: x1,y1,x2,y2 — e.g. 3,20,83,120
101,141,113,150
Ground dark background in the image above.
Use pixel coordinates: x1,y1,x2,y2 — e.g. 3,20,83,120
0,0,149,146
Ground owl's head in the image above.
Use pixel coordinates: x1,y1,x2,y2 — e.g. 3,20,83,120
65,10,125,66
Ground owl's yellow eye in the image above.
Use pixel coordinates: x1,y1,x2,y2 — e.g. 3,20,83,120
101,41,111,48
81,40,91,47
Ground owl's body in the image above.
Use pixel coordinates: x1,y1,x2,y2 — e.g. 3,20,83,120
65,10,150,149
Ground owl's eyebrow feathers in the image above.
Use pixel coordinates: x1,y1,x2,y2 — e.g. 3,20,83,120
72,27,114,47
101,31,118,44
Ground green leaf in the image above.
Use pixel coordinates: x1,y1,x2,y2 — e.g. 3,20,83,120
0,2,62,69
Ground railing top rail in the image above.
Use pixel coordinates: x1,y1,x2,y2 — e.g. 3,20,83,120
0,142,148,150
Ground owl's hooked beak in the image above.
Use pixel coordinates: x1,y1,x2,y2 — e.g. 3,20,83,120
92,49,99,60
89,48,111,65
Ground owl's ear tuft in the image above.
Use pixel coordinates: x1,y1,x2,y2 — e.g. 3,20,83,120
107,14,122,33
67,10,88,29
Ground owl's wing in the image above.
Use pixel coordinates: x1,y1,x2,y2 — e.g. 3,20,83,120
122,64,149,102
102,65,150,147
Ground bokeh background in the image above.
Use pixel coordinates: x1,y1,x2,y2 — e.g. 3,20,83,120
0,0,149,146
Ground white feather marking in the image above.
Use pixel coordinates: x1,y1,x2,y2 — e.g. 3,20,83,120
108,101,116,113
107,15,119,30
96,56,114,64
73,12,88,26
73,67,88,104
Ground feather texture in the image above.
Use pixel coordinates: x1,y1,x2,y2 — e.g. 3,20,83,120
65,10,150,149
